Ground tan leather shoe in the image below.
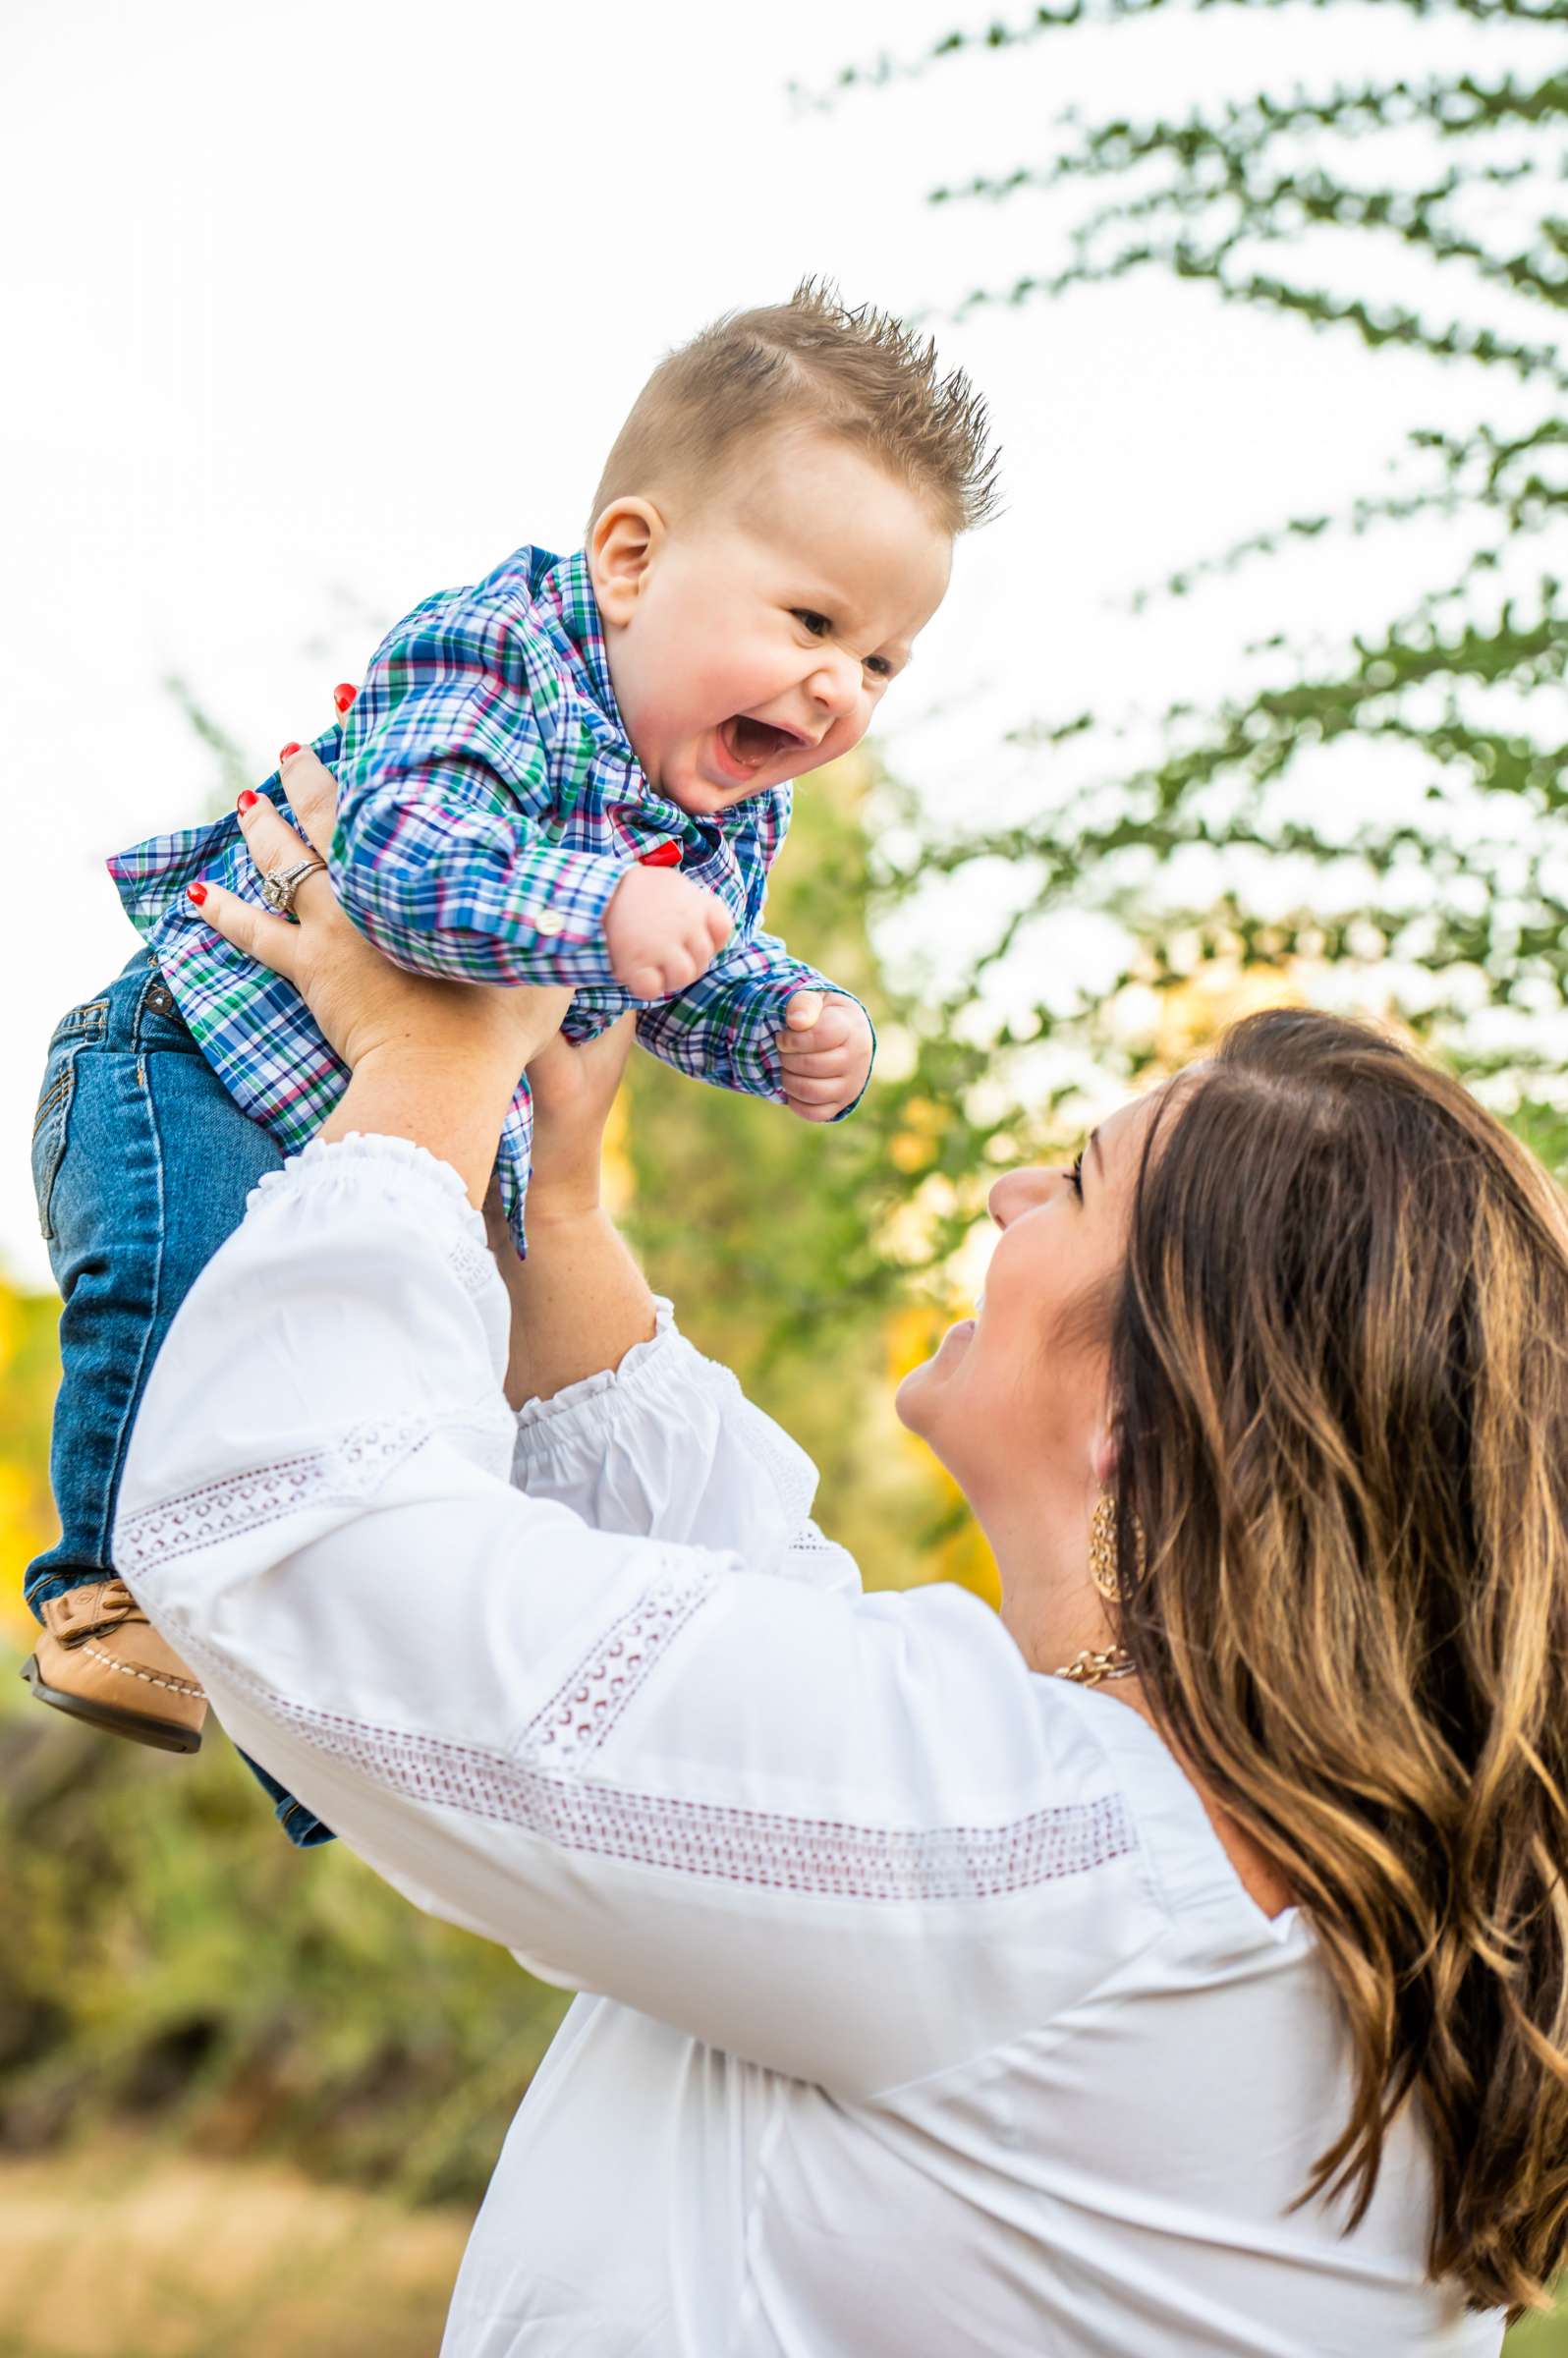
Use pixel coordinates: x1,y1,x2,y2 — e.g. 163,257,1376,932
21,1580,207,1755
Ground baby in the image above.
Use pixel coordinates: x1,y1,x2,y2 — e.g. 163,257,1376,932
23,283,997,1844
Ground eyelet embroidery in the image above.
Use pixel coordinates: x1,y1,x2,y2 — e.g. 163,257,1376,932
116,1417,435,1574
282,1700,1137,1901
163,1618,1139,1905
779,1522,859,1594
448,1233,499,1299
517,1569,718,1768
727,1390,817,1531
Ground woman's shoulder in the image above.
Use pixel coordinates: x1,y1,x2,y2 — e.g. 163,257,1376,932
1039,1675,1307,1941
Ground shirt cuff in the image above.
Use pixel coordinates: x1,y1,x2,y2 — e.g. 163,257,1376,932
440,846,626,988
252,1131,483,1239
509,1294,821,1563
514,1297,679,1432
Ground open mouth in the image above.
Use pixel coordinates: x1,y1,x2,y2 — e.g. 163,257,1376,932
714,715,804,781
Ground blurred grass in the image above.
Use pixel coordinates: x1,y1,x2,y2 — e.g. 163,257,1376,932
0,2130,1557,2354
0,2139,475,2357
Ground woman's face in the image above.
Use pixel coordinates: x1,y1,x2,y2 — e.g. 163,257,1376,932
896,1091,1164,1520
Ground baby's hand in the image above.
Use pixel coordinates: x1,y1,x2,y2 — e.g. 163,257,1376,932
777,991,874,1124
605,864,733,1000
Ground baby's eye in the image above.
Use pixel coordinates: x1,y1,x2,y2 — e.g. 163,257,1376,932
793,609,832,639
864,655,893,681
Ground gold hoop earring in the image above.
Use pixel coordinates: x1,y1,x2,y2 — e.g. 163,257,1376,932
1089,1488,1146,1603
1089,1489,1121,1603
1059,1490,1141,1685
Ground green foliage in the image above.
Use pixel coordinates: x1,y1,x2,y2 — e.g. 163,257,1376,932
0,1670,568,2202
813,0,1566,1137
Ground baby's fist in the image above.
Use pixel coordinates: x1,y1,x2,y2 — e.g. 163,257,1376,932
606,864,733,1001
777,991,874,1124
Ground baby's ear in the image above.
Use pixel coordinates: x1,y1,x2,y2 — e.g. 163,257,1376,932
589,497,664,624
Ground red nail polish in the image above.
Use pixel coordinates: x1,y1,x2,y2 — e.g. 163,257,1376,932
187,881,208,907
333,683,357,714
237,789,258,814
279,742,301,761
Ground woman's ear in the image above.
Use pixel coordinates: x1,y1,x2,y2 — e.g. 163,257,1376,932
589,497,664,626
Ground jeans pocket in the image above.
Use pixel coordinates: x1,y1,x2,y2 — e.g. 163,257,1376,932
30,1048,79,1243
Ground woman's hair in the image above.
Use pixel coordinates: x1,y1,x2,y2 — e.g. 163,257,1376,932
1106,1008,1568,2319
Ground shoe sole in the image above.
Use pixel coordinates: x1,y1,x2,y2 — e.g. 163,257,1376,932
19,1654,203,1756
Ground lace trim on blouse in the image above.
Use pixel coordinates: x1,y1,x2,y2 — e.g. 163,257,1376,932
519,1571,719,1767
276,1694,1137,1901
154,1563,1137,1903
116,1417,437,1573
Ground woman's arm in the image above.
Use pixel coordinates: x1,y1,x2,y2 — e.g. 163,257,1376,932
116,1138,1142,2102
485,1018,656,1406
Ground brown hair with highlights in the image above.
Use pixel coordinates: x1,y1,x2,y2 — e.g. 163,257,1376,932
1104,1009,1568,2319
588,279,1000,539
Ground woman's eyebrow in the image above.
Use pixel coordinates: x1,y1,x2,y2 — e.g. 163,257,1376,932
1089,1129,1104,1180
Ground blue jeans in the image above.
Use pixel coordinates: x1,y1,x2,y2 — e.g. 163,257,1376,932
27,948,333,1848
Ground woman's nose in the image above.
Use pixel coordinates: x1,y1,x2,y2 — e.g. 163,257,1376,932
987,1167,1056,1228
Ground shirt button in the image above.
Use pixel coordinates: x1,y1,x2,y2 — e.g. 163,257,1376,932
532,911,566,937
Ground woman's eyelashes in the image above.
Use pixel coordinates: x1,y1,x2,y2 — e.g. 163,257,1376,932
1068,1151,1086,1200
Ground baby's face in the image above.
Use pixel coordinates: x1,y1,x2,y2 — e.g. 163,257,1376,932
592,430,952,816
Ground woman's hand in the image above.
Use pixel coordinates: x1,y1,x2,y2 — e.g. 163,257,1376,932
192,739,570,1088
189,721,571,1207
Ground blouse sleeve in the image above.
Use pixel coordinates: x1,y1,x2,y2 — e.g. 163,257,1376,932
512,1306,862,1597
115,1137,1152,2101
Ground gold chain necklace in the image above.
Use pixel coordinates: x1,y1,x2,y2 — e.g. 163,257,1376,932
1054,1646,1137,1686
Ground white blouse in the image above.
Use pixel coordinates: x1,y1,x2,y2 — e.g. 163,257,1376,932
115,1136,1502,2358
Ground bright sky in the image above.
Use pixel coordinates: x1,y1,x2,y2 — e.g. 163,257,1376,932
3,0,1552,1285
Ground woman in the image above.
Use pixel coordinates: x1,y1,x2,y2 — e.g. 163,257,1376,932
112,743,1568,2354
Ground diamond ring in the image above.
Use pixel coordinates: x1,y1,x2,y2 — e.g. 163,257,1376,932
260,857,327,917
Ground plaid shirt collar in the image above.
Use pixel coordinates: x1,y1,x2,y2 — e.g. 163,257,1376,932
517,544,788,869
527,545,627,743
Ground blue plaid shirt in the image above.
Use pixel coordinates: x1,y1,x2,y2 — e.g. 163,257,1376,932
109,545,866,1249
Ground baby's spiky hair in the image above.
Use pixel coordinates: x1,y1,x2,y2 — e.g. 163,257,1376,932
588,279,1000,539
